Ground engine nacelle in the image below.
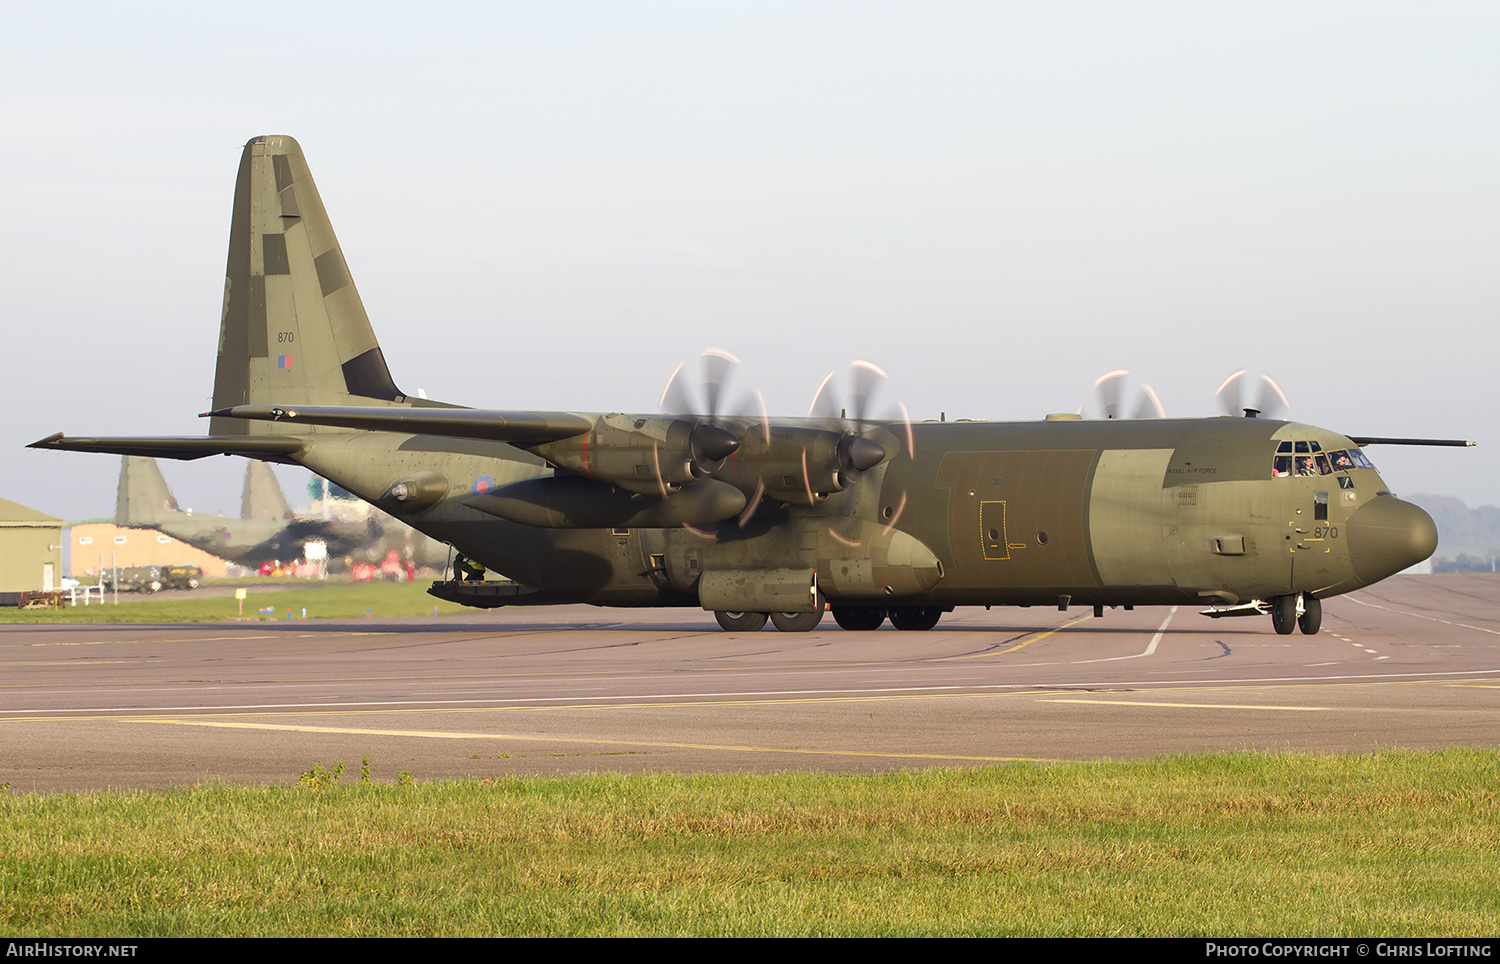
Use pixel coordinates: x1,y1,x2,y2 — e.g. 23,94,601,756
527,415,738,497
731,426,886,506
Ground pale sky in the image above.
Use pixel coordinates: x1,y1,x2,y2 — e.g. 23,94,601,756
4,1,1495,520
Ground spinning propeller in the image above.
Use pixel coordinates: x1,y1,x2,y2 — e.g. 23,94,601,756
1215,370,1290,419
654,347,756,495
660,347,772,525
806,359,916,535
807,359,910,487
1086,370,1166,419
658,351,913,531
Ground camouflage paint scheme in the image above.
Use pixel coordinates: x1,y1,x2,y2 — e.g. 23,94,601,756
32,136,1442,634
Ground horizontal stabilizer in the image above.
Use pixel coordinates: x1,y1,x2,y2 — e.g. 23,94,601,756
206,405,594,444
29,433,305,462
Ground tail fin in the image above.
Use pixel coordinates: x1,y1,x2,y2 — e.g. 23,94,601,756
210,135,408,436
116,457,181,526
241,461,294,522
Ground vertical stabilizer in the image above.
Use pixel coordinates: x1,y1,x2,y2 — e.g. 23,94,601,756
116,457,181,526
210,135,407,436
241,461,294,522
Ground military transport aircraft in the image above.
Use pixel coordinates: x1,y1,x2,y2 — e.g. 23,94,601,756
116,455,375,566
117,455,448,571
31,135,1465,635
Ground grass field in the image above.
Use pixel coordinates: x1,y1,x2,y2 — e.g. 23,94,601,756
2,750,1496,937
0,580,472,623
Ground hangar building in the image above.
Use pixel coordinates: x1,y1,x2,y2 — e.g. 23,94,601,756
0,497,64,602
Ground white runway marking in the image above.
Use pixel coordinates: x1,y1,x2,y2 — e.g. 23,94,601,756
1346,595,1500,636
1072,607,1177,663
1040,698,1327,712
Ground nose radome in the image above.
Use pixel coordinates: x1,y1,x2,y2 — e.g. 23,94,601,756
1346,496,1439,585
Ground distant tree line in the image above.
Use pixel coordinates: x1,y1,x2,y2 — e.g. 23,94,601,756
1433,553,1497,574
1407,494,1500,573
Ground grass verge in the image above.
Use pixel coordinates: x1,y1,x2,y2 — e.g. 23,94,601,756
2,749,1497,936
0,581,471,623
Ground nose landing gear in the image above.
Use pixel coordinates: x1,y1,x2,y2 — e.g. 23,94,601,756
1270,593,1321,635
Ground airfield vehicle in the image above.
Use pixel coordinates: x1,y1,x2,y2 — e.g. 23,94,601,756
101,566,165,594
160,565,203,591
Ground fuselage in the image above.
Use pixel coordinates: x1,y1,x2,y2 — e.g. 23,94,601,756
291,414,1437,611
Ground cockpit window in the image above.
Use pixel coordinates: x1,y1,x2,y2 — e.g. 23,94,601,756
1274,442,1376,477
1294,455,1324,477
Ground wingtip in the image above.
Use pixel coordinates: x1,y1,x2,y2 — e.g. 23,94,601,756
27,432,63,449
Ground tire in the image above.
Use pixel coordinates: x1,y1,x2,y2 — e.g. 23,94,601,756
770,609,824,632
1270,595,1297,635
714,611,767,632
832,607,885,631
889,607,942,631
1297,595,1322,635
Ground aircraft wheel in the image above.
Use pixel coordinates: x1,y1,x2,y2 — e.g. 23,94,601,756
1297,595,1322,635
889,607,942,631
832,607,885,631
1270,595,1297,635
714,611,767,632
770,609,824,633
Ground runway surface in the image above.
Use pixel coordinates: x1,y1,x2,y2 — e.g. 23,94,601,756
2,573,1498,792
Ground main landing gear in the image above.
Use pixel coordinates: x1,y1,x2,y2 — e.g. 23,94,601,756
715,606,946,633
714,609,823,632
713,611,768,632
1269,593,1321,636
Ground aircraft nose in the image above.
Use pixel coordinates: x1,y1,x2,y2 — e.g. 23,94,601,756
1345,496,1439,585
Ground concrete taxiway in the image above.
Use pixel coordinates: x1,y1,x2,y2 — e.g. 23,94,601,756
2,573,1497,792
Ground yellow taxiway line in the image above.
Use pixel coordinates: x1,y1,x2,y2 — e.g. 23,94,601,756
136,717,1052,764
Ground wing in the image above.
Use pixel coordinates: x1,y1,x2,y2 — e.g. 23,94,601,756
204,405,594,444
